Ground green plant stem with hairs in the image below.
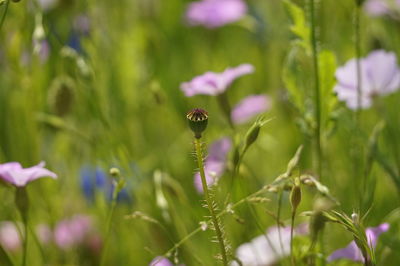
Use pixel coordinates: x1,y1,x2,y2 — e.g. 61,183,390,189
309,0,322,179
194,138,228,265
161,184,270,259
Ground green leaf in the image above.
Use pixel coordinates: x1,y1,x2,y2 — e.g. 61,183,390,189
318,50,338,132
283,0,310,49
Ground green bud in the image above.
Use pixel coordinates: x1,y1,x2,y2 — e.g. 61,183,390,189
186,108,208,139
109,167,121,178
290,178,301,211
48,77,75,117
355,0,365,6
243,117,272,151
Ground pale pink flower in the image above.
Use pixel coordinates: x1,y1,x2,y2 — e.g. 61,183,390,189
231,94,271,124
334,50,400,109
54,215,92,250
0,162,57,187
0,222,22,252
181,64,254,97
185,0,247,28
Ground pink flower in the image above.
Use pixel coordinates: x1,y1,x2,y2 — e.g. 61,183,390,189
194,137,232,193
54,215,93,250
36,224,52,245
364,0,400,17
334,50,400,110
0,222,22,252
180,64,254,97
185,0,247,28
328,223,389,262
231,94,271,124
149,256,173,266
0,162,57,187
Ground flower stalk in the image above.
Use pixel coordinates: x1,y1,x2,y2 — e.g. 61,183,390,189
15,188,29,266
309,0,322,178
187,108,228,265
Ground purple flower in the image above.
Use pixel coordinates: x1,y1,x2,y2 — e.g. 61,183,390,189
194,137,232,193
364,0,400,17
334,50,400,110
328,223,390,262
232,224,308,266
149,256,173,266
231,94,271,125
180,64,254,97
185,0,247,28
0,162,57,187
54,215,93,250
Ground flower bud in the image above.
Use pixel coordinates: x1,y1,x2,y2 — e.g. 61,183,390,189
109,168,120,178
186,108,208,139
15,188,29,221
290,183,301,211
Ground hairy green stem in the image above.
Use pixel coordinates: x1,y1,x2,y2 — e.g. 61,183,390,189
195,138,228,266
162,185,269,259
309,0,322,178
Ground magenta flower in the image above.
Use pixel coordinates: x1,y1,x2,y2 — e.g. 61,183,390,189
334,50,400,110
185,0,247,28
0,222,22,252
194,137,232,193
0,162,57,187
231,94,271,125
232,224,308,266
328,223,389,262
149,256,173,266
54,215,93,250
180,64,254,97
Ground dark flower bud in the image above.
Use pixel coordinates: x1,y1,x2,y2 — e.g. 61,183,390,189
290,180,301,211
243,117,272,151
187,108,208,139
355,0,365,6
15,188,29,221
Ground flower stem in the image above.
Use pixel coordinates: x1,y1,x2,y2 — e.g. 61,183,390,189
355,4,362,113
22,217,28,266
194,138,228,266
100,190,118,266
290,210,296,266
309,0,322,179
0,0,9,32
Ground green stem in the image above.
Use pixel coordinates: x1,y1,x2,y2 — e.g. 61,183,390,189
0,0,9,32
355,5,362,113
162,185,269,259
290,210,296,266
195,138,228,266
100,190,118,266
309,0,322,179
22,218,28,266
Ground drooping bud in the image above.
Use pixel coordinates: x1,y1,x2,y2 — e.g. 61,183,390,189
243,116,271,151
290,178,302,211
186,108,208,139
48,76,75,117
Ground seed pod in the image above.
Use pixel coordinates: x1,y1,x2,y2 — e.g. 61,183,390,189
290,184,301,211
186,108,208,139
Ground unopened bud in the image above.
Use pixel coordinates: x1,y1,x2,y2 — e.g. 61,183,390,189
351,213,359,224
187,108,208,139
109,167,120,178
290,183,301,211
